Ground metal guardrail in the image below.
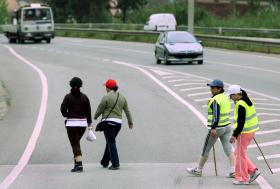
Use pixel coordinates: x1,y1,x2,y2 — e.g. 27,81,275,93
55,27,280,54
55,23,280,37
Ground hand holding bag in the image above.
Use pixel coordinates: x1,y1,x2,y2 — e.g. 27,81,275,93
86,129,97,141
95,93,119,132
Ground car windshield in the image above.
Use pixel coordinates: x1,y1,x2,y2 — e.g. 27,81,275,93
23,8,52,23
167,32,197,43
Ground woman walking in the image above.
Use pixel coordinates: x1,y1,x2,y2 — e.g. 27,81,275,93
61,77,92,172
94,79,133,170
228,85,261,185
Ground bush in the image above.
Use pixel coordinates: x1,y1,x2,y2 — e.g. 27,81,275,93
0,0,8,24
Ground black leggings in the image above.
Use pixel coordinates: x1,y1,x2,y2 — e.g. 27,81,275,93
66,127,86,157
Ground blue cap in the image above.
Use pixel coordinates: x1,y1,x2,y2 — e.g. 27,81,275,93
207,79,224,88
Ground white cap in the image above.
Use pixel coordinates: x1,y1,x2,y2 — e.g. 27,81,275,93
227,85,241,96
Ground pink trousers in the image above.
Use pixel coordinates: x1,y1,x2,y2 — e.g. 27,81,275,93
235,132,257,182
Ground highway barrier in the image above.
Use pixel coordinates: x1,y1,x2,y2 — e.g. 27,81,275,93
55,27,280,54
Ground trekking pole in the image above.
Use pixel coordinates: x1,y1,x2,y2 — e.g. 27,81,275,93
213,145,218,176
253,137,273,174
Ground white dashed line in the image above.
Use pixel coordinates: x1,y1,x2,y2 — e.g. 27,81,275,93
168,79,189,83
257,154,280,160
248,140,280,148
151,70,174,76
271,168,280,173
256,107,280,111
256,129,280,135
258,113,280,116
180,87,208,92
174,82,205,87
254,103,280,107
195,98,210,102
187,91,211,97
259,119,280,125
162,75,184,79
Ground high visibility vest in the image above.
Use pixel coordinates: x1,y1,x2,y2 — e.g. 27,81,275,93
207,93,231,127
234,99,259,133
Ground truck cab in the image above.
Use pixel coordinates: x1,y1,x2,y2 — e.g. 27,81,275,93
2,3,55,44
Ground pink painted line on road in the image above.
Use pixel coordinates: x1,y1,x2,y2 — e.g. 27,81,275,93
0,46,48,189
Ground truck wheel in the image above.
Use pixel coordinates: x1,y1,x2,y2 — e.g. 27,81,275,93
34,39,41,43
18,37,24,44
9,38,16,43
198,60,203,64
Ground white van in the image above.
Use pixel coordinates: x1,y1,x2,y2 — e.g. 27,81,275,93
144,13,177,31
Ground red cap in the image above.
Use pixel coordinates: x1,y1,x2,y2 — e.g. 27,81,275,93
104,79,117,89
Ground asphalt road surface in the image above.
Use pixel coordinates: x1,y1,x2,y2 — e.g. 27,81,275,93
0,35,279,189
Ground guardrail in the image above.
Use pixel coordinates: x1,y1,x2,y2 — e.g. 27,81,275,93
55,23,280,37
1,24,279,54
55,27,280,54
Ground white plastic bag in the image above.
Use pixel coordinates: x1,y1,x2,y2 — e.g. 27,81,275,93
86,129,97,141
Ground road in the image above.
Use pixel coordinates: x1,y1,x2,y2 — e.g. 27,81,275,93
0,35,279,189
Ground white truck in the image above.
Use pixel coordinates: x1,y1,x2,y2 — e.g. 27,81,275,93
143,13,177,31
2,3,55,44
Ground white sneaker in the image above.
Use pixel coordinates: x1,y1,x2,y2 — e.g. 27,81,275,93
187,166,202,176
249,169,261,183
233,180,249,185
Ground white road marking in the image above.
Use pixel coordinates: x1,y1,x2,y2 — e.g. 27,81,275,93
259,119,280,125
151,69,174,76
255,103,280,107
206,60,280,74
140,65,280,102
0,46,48,189
256,107,280,111
168,79,189,82
187,91,211,97
174,82,205,87
257,154,280,160
256,129,280,135
111,60,273,189
180,87,208,92
248,140,280,148
253,98,268,101
162,75,185,79
195,98,210,102
271,168,280,173
68,42,152,55
258,113,280,116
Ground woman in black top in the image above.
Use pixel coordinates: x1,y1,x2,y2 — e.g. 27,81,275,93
60,77,92,172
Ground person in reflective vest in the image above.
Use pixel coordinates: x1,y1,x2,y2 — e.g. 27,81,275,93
187,79,235,177
228,85,260,185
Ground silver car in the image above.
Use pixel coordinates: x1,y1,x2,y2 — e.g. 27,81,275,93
155,31,203,65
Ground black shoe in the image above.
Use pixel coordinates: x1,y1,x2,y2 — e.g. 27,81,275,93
71,161,83,172
108,165,120,170
101,163,109,168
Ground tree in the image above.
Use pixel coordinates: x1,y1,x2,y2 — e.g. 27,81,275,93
117,0,147,23
43,0,110,23
0,0,8,24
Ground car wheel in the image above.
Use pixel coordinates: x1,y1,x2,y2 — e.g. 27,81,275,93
164,52,171,65
198,60,203,64
155,51,161,64
46,39,51,43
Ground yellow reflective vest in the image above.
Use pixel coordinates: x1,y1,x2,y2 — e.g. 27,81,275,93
233,99,259,133
207,93,231,127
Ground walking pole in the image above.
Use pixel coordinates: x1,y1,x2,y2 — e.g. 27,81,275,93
253,137,273,174
213,145,218,176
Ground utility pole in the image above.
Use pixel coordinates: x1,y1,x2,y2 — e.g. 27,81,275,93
188,0,194,33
